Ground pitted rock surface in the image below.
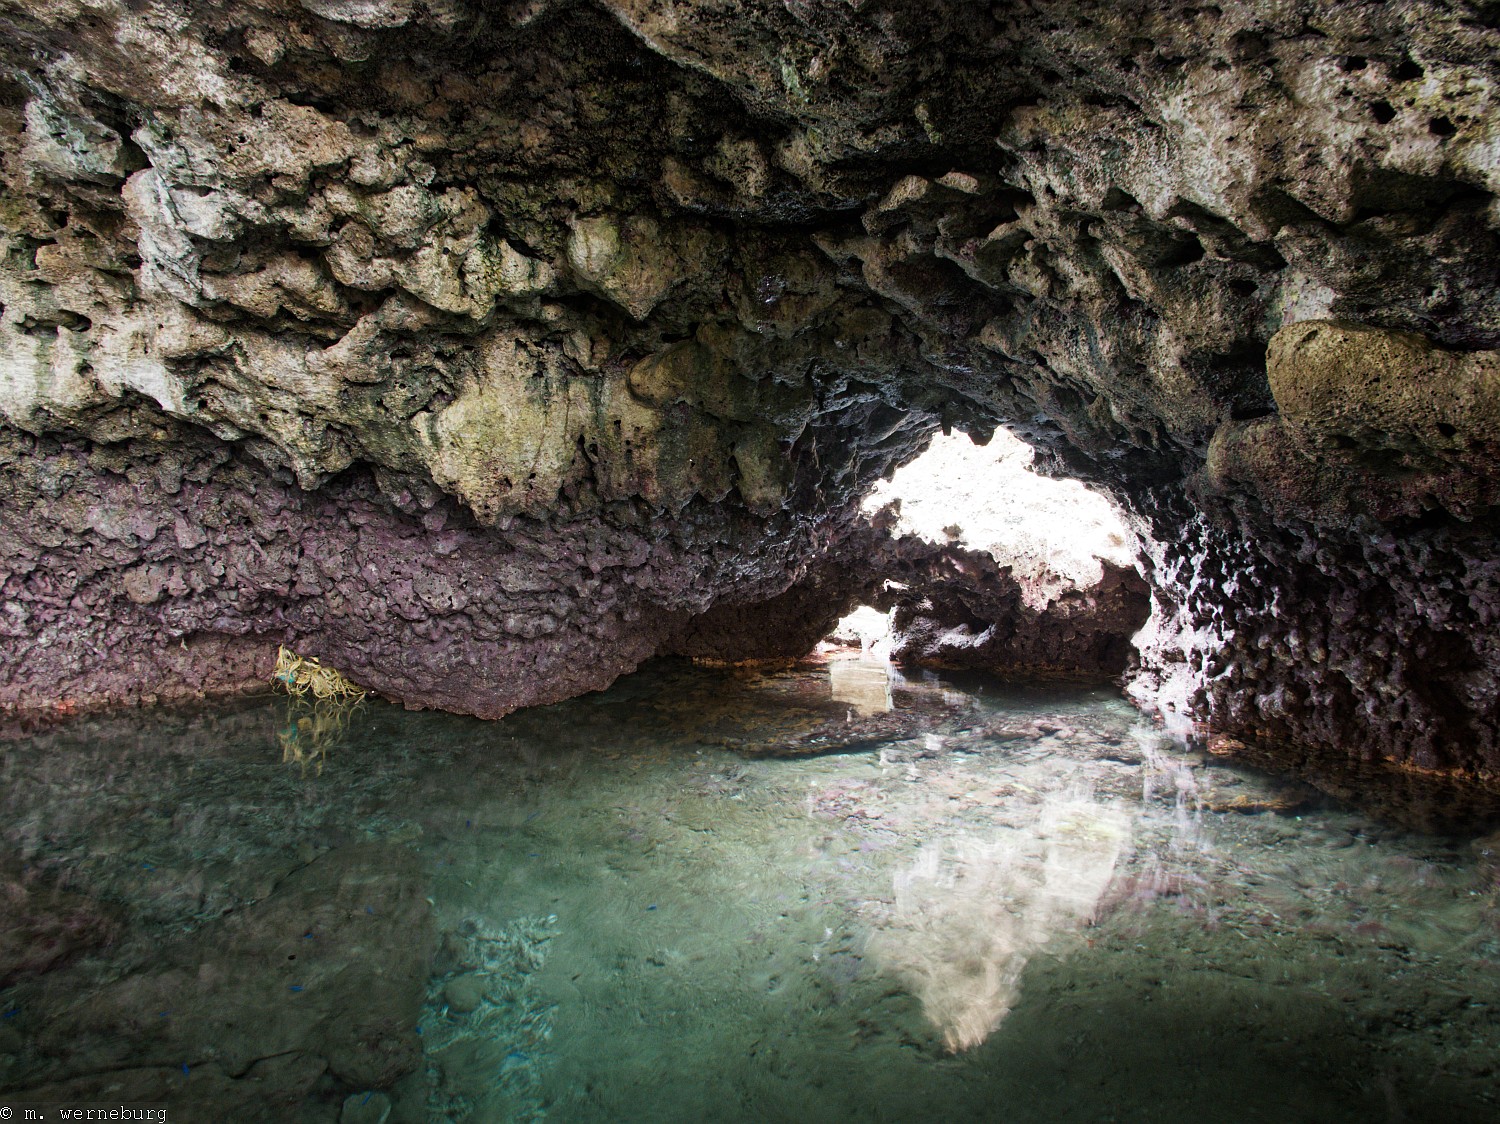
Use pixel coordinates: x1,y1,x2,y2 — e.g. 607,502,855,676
1,1,1498,771
0,418,889,719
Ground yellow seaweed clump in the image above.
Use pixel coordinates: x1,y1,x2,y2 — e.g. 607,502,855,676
273,645,367,702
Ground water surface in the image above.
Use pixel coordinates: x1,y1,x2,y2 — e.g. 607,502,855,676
1,657,1497,1122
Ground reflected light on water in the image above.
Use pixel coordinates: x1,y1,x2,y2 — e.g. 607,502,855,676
276,697,362,777
868,790,1132,1051
3,660,1497,1120
828,657,894,716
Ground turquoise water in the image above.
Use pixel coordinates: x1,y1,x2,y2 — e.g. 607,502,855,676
1,656,1497,1122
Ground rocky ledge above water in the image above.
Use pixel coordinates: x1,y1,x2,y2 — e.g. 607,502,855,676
1,1,1498,776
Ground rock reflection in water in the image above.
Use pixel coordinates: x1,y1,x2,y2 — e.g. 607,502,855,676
868,789,1130,1051
827,656,893,717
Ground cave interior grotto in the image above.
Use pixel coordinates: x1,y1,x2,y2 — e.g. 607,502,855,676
1,1,1500,1121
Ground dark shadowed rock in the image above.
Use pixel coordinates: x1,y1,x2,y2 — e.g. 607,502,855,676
0,859,119,988
9,842,432,1113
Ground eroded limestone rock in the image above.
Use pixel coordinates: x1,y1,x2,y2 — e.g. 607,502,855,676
0,0,1497,774
1207,320,1500,523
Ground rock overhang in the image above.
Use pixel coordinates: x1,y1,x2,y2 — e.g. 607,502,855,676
0,0,1497,775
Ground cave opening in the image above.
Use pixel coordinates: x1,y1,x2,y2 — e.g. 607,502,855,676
819,427,1148,687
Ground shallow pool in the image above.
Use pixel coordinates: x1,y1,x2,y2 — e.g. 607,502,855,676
1,656,1497,1122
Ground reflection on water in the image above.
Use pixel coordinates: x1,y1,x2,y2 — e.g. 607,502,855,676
827,656,893,716
276,696,363,777
1,656,1498,1122
870,788,1129,1050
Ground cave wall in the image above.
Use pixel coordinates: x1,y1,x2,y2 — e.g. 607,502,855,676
1,0,1498,771
0,0,954,719
662,512,1151,682
0,419,868,720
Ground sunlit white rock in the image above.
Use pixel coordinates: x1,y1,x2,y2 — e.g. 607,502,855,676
862,430,1136,609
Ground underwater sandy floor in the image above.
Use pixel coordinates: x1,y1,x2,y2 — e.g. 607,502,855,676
1,656,1498,1122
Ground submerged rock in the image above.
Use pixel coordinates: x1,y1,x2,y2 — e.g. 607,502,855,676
6,842,432,1113
0,860,119,988
342,1090,393,1124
